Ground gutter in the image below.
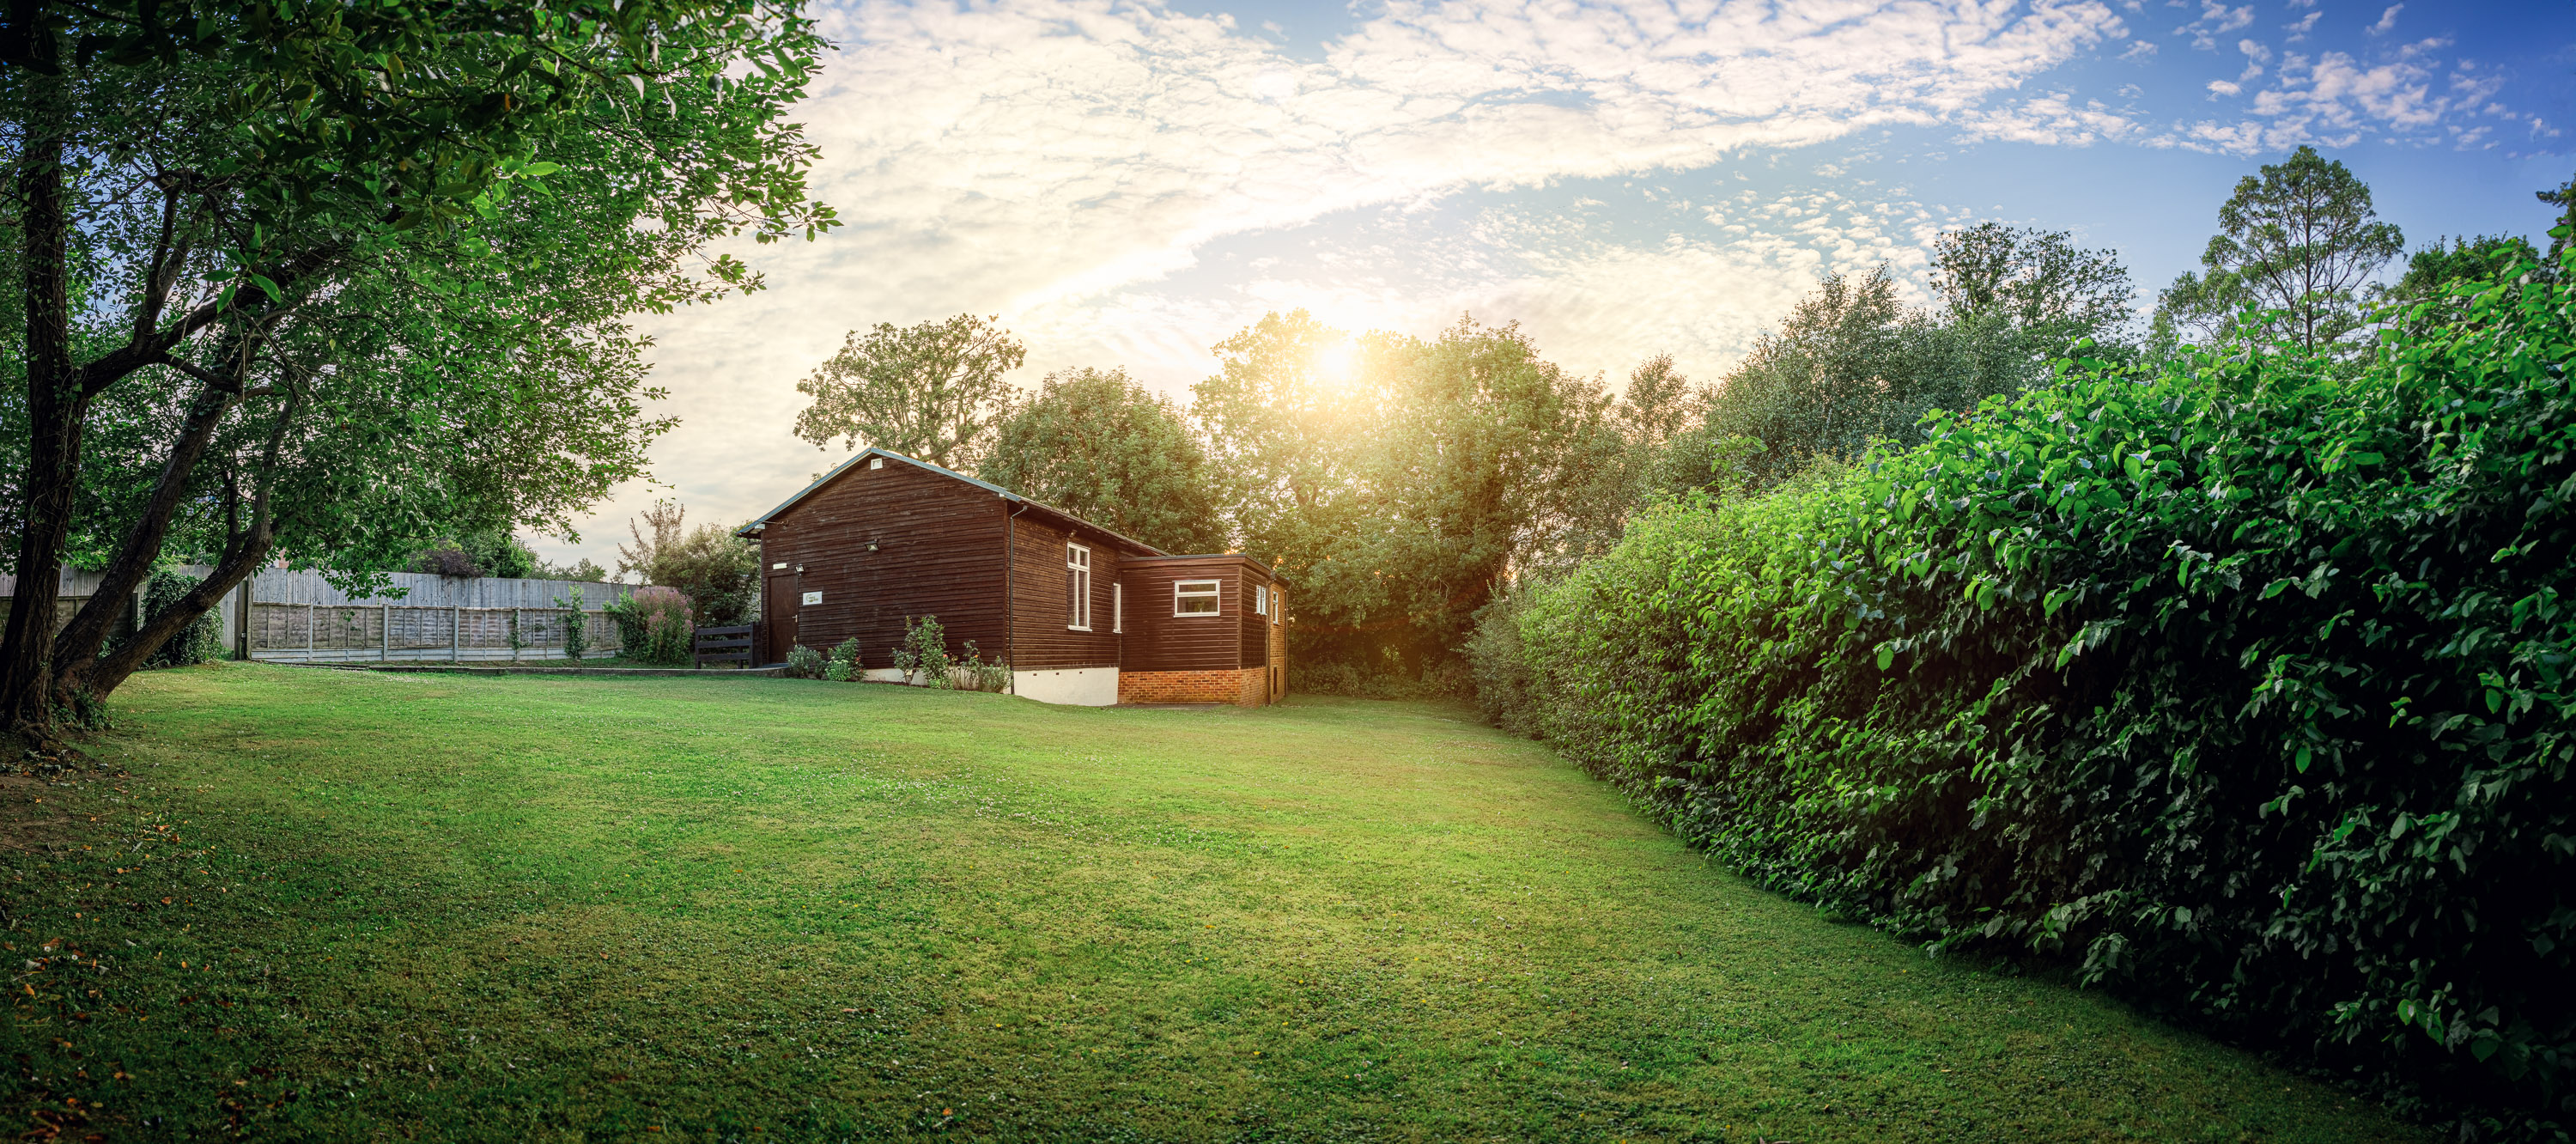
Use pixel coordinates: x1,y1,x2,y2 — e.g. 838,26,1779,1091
1003,496,1030,695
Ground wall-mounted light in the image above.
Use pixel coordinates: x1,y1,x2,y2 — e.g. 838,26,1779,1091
867,541,879,552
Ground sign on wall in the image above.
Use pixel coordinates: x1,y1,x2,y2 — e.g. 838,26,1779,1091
801,591,823,605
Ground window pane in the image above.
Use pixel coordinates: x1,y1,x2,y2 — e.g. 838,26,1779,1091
1176,580,1220,615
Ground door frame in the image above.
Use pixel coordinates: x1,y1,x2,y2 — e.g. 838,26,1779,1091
762,569,799,664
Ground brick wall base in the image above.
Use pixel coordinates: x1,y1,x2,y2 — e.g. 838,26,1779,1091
1120,667,1271,707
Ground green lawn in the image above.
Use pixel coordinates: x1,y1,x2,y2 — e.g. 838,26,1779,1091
1,663,2421,1142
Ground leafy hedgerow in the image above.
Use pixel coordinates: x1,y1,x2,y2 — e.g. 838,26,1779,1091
1483,250,2576,1135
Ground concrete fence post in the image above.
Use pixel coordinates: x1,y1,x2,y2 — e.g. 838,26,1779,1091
306,602,315,662
381,603,391,661
452,606,461,662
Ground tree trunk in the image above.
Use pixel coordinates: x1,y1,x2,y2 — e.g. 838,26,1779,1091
50,369,242,700
0,32,84,738
64,382,306,704
76,527,277,700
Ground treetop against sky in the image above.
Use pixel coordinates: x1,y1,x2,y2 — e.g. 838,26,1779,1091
535,0,2570,572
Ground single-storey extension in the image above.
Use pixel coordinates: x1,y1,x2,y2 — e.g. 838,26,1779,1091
735,447,1286,707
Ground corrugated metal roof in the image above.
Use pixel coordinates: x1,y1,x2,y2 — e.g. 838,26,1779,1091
735,447,1167,557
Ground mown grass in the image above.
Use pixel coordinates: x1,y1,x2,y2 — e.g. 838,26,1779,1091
0,662,2422,1142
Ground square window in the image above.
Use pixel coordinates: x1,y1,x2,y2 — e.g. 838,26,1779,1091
869,457,884,470
1175,579,1220,616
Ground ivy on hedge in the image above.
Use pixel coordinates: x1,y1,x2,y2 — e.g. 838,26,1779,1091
1477,250,2576,1134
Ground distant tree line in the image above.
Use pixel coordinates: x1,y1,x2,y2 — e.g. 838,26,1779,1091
798,145,2521,695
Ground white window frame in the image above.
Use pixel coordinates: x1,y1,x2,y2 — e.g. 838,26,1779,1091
1255,585,1268,615
1066,543,1092,630
1113,583,1124,634
1273,589,1283,625
1175,579,1221,617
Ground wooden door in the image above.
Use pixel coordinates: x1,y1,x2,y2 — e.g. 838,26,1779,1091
763,571,798,662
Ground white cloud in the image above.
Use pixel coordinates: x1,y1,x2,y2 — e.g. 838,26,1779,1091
1965,91,2148,142
2367,4,2403,34
2237,37,2271,82
532,0,2139,567
516,0,2540,571
2175,1,2254,51
2160,33,2515,153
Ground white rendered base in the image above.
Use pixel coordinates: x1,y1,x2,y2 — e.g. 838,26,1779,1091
1012,666,1119,706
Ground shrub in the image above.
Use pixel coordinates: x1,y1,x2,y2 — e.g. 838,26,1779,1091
957,640,1010,692
782,644,826,679
824,636,862,682
889,615,951,687
606,587,693,666
133,570,222,667
650,524,760,626
1485,254,2576,1134
1292,661,1365,697
552,591,590,661
1463,580,1542,734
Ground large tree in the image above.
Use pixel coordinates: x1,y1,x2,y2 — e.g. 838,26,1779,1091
1929,222,2133,349
0,0,834,734
1190,310,1386,675
1364,318,1613,677
2155,145,2403,351
1552,354,1706,568
977,367,1228,555
1695,268,2029,493
792,313,1024,469
2375,234,2544,324
1194,312,1609,685
1192,310,1380,601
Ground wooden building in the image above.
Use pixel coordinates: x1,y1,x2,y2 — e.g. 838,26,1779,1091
736,447,1286,706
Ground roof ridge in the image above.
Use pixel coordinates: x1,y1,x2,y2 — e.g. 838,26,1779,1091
736,447,1169,557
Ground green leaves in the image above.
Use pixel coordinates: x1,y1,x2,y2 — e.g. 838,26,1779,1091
1488,244,2576,1127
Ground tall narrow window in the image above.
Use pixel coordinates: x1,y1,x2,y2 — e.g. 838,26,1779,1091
1273,590,1284,625
1113,583,1124,633
1255,585,1268,615
1066,544,1092,630
1175,579,1221,616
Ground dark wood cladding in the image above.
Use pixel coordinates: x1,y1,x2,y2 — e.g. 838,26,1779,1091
1239,572,1279,668
1003,509,1129,671
754,459,1009,669
745,450,1285,701
1124,556,1254,673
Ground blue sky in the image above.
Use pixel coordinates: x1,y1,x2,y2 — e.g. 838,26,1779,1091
534,0,2575,571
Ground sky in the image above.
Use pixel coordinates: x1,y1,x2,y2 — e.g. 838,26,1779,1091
531,0,2575,574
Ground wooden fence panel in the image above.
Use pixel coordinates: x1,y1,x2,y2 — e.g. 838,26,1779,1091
247,604,623,662
0,566,654,665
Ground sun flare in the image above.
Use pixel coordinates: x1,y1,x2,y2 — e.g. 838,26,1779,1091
1313,342,1357,386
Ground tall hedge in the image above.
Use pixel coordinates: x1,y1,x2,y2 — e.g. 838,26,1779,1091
1477,258,2575,1135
